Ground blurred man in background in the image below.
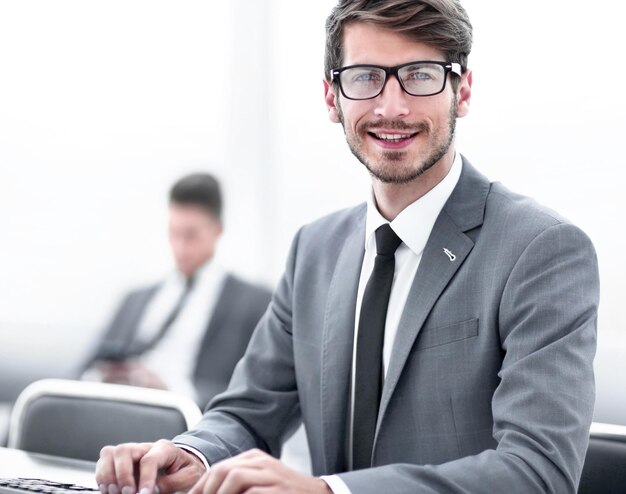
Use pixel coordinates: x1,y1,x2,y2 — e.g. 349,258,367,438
84,173,271,408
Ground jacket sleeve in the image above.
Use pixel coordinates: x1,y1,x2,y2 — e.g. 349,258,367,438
172,229,302,462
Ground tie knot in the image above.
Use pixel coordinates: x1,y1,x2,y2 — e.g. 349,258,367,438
185,275,195,291
375,224,402,256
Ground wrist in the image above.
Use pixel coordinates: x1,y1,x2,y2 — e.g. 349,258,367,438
187,451,206,470
178,446,208,471
317,477,333,493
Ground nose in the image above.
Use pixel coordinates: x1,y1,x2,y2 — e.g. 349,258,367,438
374,75,410,119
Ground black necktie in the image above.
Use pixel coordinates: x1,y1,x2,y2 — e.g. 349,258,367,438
352,223,402,470
136,275,195,354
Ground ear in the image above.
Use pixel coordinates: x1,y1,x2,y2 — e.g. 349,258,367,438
209,216,224,237
455,69,472,118
323,79,341,123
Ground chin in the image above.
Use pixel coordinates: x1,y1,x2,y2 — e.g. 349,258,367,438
177,266,192,276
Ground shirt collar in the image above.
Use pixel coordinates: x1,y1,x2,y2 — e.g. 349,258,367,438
365,152,463,256
172,258,220,288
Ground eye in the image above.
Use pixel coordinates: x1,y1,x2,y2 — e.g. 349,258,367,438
406,70,433,81
352,71,384,83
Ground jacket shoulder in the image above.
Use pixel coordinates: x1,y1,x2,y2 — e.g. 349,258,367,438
487,182,577,233
221,273,272,307
298,203,366,245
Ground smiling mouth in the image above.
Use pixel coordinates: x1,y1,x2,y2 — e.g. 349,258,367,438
369,131,418,143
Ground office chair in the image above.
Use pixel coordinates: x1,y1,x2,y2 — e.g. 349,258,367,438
578,422,626,494
7,378,203,462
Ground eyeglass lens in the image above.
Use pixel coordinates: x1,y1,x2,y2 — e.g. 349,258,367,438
339,62,446,99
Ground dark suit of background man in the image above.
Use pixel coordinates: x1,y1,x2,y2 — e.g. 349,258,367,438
84,173,271,408
96,1,600,493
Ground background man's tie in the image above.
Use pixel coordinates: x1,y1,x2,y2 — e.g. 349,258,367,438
135,275,195,355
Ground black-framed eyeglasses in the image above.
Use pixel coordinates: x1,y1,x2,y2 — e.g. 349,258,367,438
329,60,462,100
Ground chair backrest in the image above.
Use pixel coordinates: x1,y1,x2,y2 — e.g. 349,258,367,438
578,422,626,494
8,378,203,462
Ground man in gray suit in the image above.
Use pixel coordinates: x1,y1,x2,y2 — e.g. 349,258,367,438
96,1,599,493
85,173,271,407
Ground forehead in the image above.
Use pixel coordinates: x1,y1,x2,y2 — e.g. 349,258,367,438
169,203,214,224
341,22,446,66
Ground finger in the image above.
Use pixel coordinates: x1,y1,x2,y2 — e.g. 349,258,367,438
199,451,263,492
112,443,152,494
214,467,277,494
187,471,210,494
156,452,206,494
226,448,268,462
137,440,182,494
199,452,274,494
194,460,240,494
208,448,272,472
101,367,131,384
95,446,117,493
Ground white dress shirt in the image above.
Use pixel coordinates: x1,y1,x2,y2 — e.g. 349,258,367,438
136,261,226,402
323,153,462,494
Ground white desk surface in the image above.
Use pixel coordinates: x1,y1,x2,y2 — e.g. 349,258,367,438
0,447,96,488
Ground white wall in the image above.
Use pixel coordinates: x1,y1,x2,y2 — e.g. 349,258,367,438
0,1,235,378
1,1,625,415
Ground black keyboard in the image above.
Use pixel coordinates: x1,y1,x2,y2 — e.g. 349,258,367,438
0,479,98,494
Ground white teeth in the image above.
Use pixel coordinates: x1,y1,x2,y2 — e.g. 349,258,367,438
374,133,414,141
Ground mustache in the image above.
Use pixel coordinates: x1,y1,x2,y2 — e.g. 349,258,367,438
360,120,429,133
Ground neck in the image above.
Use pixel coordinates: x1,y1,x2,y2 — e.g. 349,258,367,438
179,256,212,279
372,151,456,221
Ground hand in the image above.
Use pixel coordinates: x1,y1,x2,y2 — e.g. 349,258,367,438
97,360,168,390
96,440,205,494
189,449,332,494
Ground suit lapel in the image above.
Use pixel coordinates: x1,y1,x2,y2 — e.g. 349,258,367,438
191,275,232,378
320,208,366,474
376,158,490,436
377,211,474,430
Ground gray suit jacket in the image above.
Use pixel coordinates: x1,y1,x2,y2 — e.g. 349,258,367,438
88,274,272,407
174,159,599,493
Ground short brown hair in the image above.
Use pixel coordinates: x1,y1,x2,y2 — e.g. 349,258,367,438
324,0,472,84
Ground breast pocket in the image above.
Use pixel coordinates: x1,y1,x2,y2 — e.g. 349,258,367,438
415,317,479,351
